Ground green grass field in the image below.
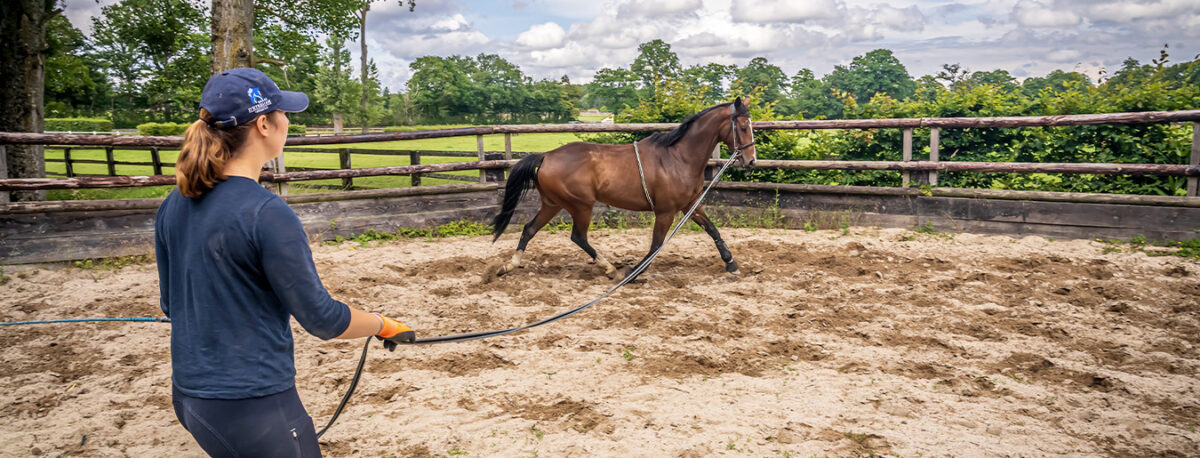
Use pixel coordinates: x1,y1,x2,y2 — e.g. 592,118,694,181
577,113,611,122
42,130,589,200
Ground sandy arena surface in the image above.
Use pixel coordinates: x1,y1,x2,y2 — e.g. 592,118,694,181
1,227,1198,457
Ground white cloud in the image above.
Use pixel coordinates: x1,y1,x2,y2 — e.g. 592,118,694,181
1046,49,1082,62
618,0,704,18
430,14,470,32
1087,0,1200,23
516,22,567,49
1011,1,1081,27
872,5,926,32
731,0,841,23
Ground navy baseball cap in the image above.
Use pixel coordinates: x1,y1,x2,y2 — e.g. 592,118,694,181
199,67,308,128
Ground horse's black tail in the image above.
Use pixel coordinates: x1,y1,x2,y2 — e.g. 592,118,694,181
491,153,544,242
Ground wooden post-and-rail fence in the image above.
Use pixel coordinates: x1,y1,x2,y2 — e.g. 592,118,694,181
1,110,1199,200
25,139,540,195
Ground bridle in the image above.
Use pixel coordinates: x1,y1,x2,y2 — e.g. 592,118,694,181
729,104,756,157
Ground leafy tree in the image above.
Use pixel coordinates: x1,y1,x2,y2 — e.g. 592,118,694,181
631,39,681,97
313,35,362,132
560,75,585,115
584,67,640,112
254,24,326,125
526,78,574,122
44,14,103,117
731,57,787,104
778,68,839,119
1021,69,1091,97
935,63,969,89
962,69,1018,92
212,0,363,73
89,0,208,125
682,63,735,103
472,53,530,120
407,55,480,123
825,49,916,105
911,74,947,103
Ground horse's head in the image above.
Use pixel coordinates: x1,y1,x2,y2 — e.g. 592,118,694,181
729,97,757,168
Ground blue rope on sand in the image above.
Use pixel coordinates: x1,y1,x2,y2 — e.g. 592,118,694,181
0,317,170,326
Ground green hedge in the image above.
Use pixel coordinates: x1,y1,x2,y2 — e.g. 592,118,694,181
137,122,189,136
288,124,306,135
45,118,113,132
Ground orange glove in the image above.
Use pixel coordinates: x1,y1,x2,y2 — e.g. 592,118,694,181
373,313,415,350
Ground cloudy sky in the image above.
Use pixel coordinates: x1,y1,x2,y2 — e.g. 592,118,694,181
64,0,1200,91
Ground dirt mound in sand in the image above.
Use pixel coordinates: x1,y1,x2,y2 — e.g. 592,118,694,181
1,227,1198,456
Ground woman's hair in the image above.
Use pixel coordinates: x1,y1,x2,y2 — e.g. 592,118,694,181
175,108,267,198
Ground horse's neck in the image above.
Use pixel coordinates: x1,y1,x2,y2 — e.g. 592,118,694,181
667,112,725,173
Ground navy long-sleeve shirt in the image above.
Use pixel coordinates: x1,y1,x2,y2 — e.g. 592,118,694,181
155,176,351,399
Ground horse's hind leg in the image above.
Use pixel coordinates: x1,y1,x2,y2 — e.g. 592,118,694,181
565,204,619,279
498,202,560,276
690,206,738,274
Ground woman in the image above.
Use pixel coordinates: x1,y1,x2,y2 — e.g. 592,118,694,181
155,67,413,457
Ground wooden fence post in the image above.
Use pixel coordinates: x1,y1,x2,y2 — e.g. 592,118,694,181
1190,122,1199,197
275,154,289,195
902,128,912,187
477,135,486,183
0,145,7,203
409,151,421,187
504,133,512,181
105,146,116,176
339,148,352,189
150,147,163,176
706,144,721,180
930,127,940,187
483,153,506,182
64,147,75,177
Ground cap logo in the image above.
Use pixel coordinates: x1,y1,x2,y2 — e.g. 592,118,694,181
247,87,273,114
248,87,266,104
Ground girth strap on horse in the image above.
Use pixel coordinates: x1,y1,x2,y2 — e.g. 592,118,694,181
632,141,655,211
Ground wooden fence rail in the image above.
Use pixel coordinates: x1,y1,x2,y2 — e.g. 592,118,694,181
5,158,1200,191
3,110,1199,197
3,109,1197,147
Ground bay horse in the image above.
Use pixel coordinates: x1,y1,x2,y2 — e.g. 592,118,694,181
490,98,758,281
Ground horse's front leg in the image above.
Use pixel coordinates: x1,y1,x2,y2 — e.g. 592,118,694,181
624,210,674,282
690,205,738,274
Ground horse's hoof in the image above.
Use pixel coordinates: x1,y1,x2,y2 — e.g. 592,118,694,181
725,260,739,273
605,268,622,280
621,267,640,282
483,264,506,283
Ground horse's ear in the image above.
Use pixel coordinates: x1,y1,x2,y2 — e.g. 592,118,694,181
734,97,743,107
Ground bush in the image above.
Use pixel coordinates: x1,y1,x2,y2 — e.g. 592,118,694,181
136,122,189,136
288,124,306,135
45,118,113,133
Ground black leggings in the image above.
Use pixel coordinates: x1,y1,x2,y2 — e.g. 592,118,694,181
172,385,321,457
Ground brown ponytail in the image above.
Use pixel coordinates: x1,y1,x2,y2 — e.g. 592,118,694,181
175,108,258,198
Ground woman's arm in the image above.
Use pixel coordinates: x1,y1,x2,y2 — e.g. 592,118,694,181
336,308,413,340
336,307,383,339
255,197,414,342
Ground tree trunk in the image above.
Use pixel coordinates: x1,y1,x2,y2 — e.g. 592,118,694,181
359,3,369,134
210,0,254,74
333,112,344,135
0,0,50,201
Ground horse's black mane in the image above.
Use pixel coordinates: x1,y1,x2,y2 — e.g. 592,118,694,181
646,102,749,148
